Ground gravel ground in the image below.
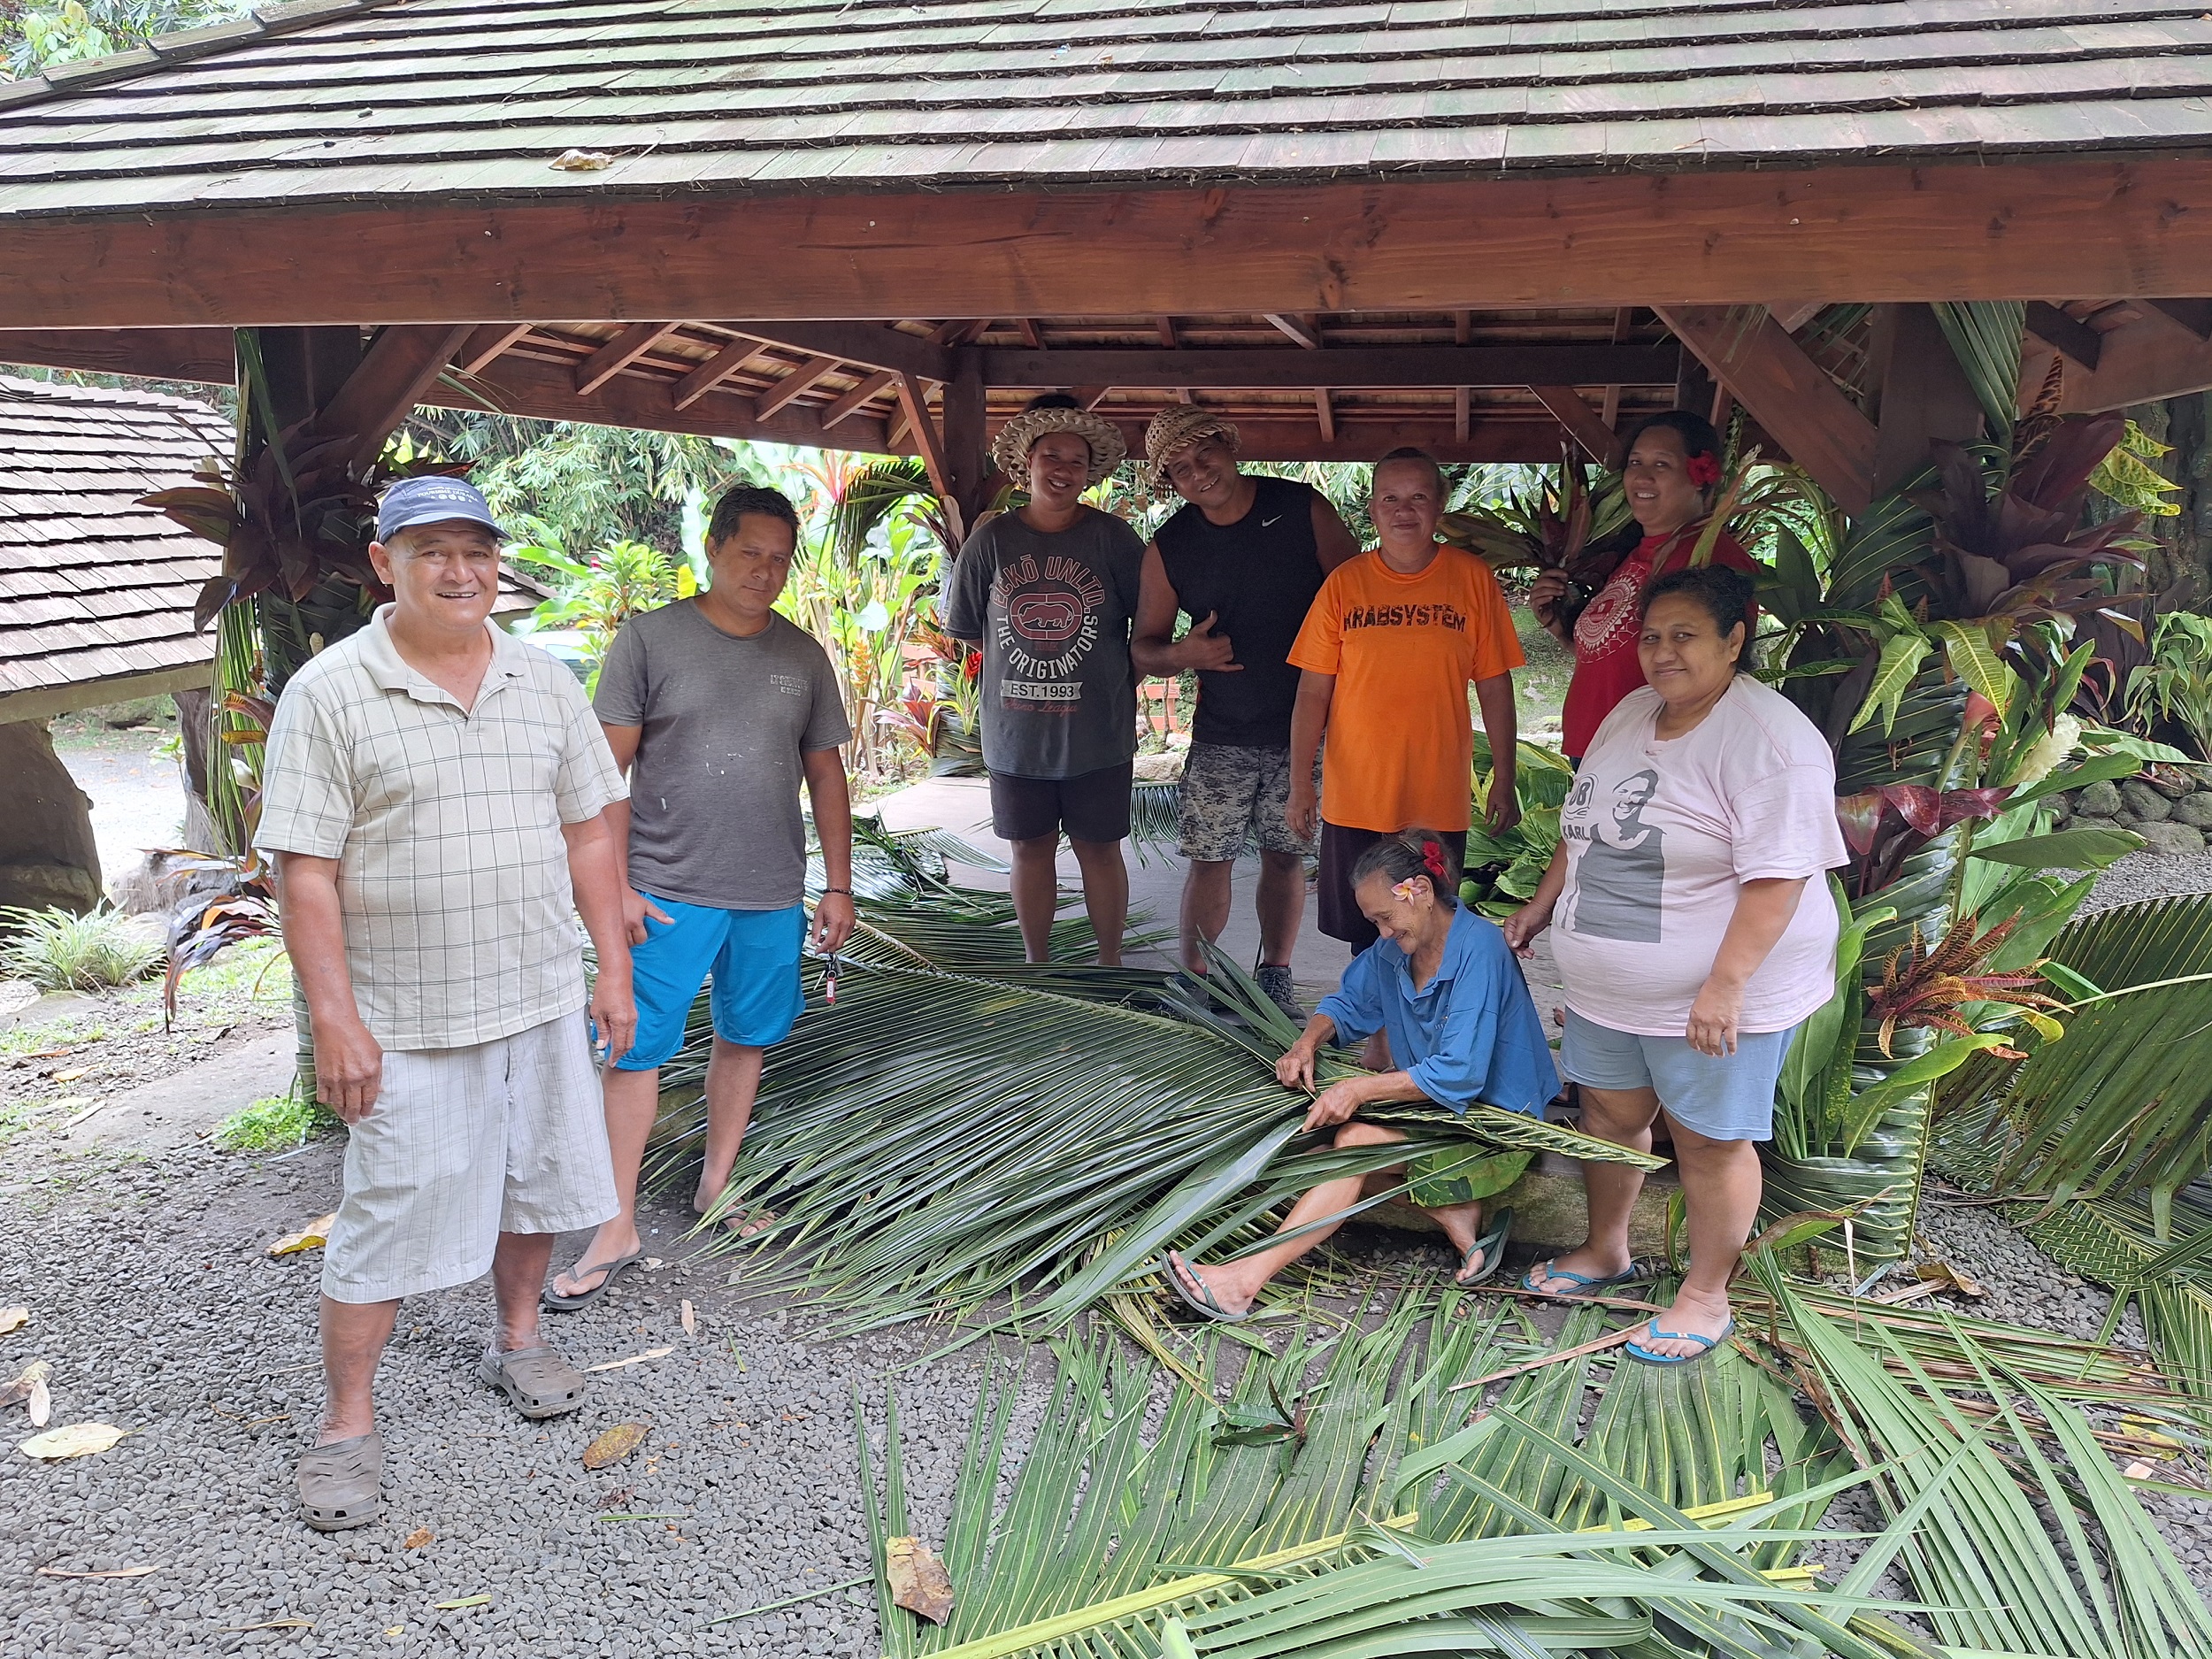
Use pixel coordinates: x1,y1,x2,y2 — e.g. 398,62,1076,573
0,1130,1056,1659
2085,848,2212,913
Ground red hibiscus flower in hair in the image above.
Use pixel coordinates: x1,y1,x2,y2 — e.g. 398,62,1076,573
1686,452,1723,488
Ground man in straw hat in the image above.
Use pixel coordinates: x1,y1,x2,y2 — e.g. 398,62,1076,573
943,395,1145,963
1132,406,1359,1022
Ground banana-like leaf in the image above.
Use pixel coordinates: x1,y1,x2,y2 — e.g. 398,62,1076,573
1965,826,2143,869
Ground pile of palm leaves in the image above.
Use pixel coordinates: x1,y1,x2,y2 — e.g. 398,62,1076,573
643,820,1652,1334
859,1274,2212,1657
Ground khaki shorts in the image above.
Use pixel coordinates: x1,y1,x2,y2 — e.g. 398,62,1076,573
322,1011,618,1304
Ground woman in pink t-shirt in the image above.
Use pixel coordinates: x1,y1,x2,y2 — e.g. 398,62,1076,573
1503,566,1844,1365
1529,411,1759,761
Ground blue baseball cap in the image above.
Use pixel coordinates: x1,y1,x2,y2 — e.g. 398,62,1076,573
375,476,502,542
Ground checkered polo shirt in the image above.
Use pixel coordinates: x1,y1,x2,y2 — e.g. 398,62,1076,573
257,606,627,1051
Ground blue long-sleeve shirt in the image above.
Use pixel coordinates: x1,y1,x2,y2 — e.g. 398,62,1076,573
1315,906,1557,1116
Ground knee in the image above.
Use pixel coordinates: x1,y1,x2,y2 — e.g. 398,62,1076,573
1333,1121,1399,1149
1259,849,1303,875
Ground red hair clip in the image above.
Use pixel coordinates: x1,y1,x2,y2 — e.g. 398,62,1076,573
1686,452,1722,488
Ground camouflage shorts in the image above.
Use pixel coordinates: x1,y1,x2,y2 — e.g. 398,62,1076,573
1176,742,1319,862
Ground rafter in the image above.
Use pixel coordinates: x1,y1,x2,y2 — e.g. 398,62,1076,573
1014,318,1042,349
2024,302,2103,370
2059,304,2212,411
717,319,949,382
672,336,762,411
575,321,680,395
316,324,474,470
451,349,890,452
1655,303,1878,513
898,373,950,497
1527,385,1624,467
1314,388,1335,442
1264,313,1322,349
754,354,841,419
978,344,1676,389
456,323,531,376
1154,316,1179,348
2147,298,2212,341
818,369,897,429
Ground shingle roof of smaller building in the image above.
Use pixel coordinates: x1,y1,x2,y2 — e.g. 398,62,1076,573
0,375,235,703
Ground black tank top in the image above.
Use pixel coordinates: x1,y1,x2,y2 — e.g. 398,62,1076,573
1154,476,1325,749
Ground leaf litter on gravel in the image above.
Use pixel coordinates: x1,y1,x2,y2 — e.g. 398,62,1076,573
580,1422,647,1469
0,1306,26,1333
1,1357,50,1425
19,1422,127,1459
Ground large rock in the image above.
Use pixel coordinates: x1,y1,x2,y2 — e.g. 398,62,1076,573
2137,820,2208,856
2174,792,2212,830
2073,779,2122,818
2120,780,2174,822
2045,793,2072,825
0,721,101,916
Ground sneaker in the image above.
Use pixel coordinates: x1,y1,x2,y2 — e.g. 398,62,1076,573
1255,964,1305,1025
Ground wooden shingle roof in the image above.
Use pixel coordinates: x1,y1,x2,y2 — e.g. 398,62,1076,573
1,0,2208,219
0,376,235,711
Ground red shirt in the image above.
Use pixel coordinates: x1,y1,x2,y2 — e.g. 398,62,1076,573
1560,529,1757,758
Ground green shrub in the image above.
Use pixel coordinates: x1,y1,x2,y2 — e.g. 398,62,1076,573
214,1092,339,1151
0,905,164,993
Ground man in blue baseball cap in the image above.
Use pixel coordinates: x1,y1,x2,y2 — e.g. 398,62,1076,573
257,474,638,1531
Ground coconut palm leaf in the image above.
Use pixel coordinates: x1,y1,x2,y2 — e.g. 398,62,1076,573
1967,895,2212,1229
1764,1271,2212,1659
1930,301,2027,446
1131,780,1184,865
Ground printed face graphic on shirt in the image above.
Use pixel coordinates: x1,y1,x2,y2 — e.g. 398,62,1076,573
1562,768,1665,942
992,552,1107,710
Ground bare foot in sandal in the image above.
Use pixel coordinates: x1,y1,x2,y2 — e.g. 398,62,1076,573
695,1181,775,1239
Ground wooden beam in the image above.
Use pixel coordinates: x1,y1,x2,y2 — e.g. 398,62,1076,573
978,344,1677,390
17,163,2212,331
1866,303,1988,496
2147,299,2212,341
1071,386,1111,411
1453,387,1470,442
1265,313,1323,349
432,347,891,452
1314,388,1335,443
2024,302,2103,370
575,321,680,395
1766,302,1826,334
898,373,950,496
1528,385,1624,468
1014,318,1042,349
1154,316,1178,348
672,335,762,411
753,353,840,419
312,323,474,469
1655,303,1878,514
2061,307,2212,412
0,326,234,383
1601,304,1632,430
818,368,896,429
455,323,531,376
719,319,949,381
1087,417,1586,464
1452,311,1472,345
944,351,989,541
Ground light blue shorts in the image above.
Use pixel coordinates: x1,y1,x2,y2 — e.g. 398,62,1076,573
616,896,806,1070
1559,1008,1796,1142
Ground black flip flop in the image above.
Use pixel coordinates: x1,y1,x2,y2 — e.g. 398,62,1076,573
1454,1207,1515,1286
541,1248,642,1312
1158,1252,1251,1324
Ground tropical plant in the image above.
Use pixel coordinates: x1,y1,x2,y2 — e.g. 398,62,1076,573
2,0,242,77
2128,609,2212,761
2093,418,2189,518
509,534,688,687
0,904,163,992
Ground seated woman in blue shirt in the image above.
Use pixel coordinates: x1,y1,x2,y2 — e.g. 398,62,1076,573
1166,831,1557,1321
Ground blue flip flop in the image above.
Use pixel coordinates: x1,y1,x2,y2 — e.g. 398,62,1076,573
1159,1252,1251,1324
1520,1259,1642,1300
1624,1317,1735,1366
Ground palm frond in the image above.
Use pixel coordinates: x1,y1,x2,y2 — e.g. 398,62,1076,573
1130,780,1184,865
1930,301,2027,447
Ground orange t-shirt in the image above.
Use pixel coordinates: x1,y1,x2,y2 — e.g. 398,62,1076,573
1288,545,1525,833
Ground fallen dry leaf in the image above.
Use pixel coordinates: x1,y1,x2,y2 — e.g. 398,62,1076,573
645,1257,664,1271
50,1066,89,1084
680,1300,695,1337
19,1422,127,1460
433,1594,491,1610
403,1526,434,1549
887,1535,954,1624
2126,1460,2155,1479
1914,1260,1988,1299
580,1422,647,1470
35,1565,157,1579
0,1358,50,1410
384,1627,403,1638
549,149,613,172
0,1308,26,1335
27,1369,51,1428
584,1345,672,1374
268,1213,337,1257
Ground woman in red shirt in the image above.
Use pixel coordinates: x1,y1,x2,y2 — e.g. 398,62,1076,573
1531,411,1758,762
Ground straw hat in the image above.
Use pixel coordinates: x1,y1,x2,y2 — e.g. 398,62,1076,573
989,404,1126,486
1142,404,1240,489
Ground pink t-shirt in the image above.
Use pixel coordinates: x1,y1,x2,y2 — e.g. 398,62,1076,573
1550,678,1847,1038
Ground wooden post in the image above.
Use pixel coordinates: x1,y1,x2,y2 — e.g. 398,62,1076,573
1867,303,1997,495
943,348,991,547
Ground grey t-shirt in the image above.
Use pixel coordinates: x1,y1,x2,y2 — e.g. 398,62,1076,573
941,506,1144,780
594,602,852,910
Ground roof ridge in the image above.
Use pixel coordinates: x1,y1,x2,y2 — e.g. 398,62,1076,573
0,0,401,112
0,373,228,419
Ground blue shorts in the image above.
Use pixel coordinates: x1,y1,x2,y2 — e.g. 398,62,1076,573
1559,1008,1796,1142
616,897,806,1070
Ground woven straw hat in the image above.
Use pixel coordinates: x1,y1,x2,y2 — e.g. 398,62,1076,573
1142,405,1240,488
989,405,1126,486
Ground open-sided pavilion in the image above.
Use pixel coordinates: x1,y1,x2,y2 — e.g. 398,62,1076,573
2,0,2212,533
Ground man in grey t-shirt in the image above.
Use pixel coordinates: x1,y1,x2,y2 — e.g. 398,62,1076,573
943,396,1143,965
546,485,855,1309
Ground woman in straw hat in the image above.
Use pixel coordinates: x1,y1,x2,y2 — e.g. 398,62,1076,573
943,395,1145,964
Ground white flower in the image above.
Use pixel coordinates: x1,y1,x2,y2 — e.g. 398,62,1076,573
2013,713,2083,788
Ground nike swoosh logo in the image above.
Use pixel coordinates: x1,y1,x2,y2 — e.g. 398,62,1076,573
1260,515,1283,526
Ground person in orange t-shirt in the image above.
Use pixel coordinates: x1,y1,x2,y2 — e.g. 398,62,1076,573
1288,449,1525,950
